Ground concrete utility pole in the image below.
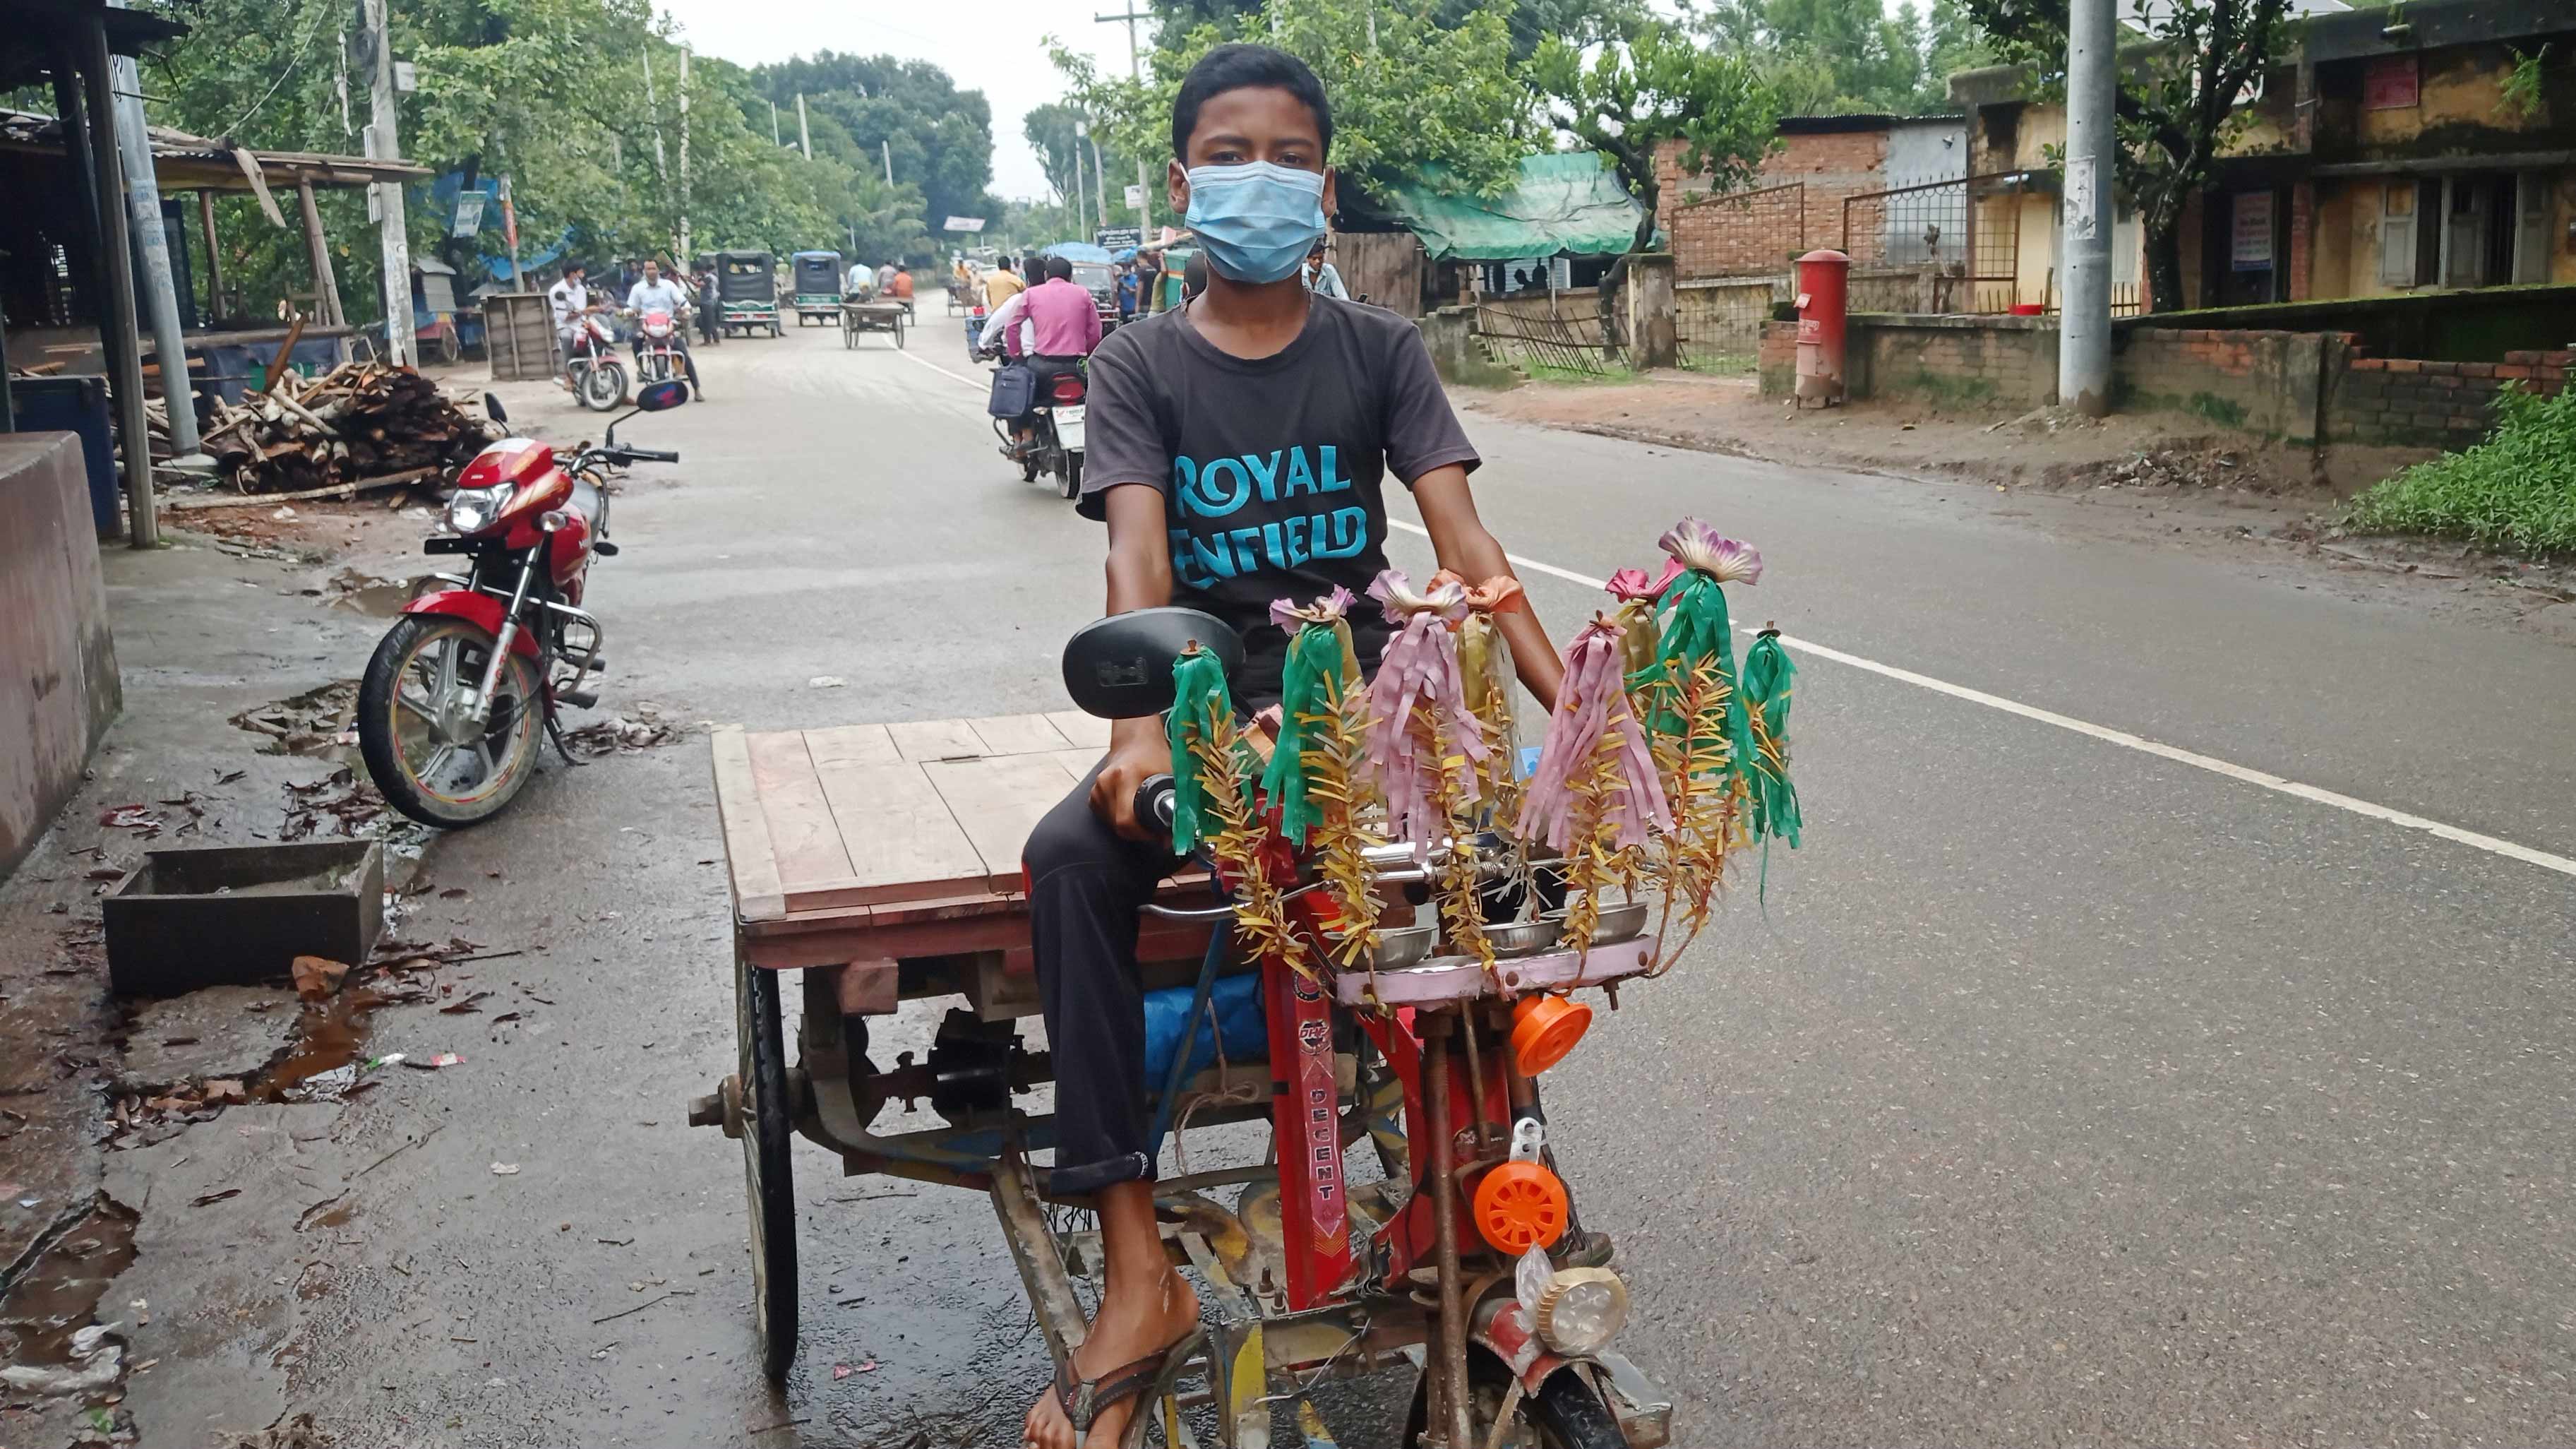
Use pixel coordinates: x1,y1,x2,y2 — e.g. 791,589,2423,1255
796,93,811,160
769,99,780,147
1096,7,1155,223
104,0,201,460
882,138,893,186
364,0,414,369
1089,130,1109,229
677,45,691,262
2059,0,2114,415
641,46,668,186
1070,119,1086,234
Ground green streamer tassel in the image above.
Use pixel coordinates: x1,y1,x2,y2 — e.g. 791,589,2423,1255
1653,570,1755,788
1167,647,1235,854
1259,624,1348,846
1740,630,1802,849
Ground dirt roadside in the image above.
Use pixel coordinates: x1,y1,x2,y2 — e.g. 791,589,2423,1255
1466,372,2576,643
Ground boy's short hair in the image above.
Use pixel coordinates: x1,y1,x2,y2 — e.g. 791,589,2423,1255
1046,256,1074,281
1170,43,1333,162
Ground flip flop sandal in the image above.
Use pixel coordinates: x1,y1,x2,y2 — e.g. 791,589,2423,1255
1052,1327,1209,1448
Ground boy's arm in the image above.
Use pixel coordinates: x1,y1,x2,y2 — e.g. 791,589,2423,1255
1414,466,1563,712
1093,484,1178,840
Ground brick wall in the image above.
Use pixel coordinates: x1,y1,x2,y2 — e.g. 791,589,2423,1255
2287,183,2313,304
2325,348,2569,447
1758,319,1798,394
1679,277,1780,351
1658,130,1891,277
2113,328,2334,441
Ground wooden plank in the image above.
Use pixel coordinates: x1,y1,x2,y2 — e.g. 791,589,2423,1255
966,713,1073,756
709,727,786,922
743,729,857,893
810,759,990,905
888,717,987,763
923,753,1089,890
1044,710,1113,749
802,723,900,767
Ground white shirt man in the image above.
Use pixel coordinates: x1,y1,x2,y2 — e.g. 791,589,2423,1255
846,262,873,296
548,267,596,377
625,267,690,318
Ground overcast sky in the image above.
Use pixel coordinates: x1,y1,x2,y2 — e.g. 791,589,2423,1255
653,0,1147,203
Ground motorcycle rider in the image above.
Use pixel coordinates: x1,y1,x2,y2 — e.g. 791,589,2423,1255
1014,44,1563,1449
981,255,1100,457
547,259,603,389
623,258,704,397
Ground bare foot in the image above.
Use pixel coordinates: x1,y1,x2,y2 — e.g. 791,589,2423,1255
1023,1269,1202,1448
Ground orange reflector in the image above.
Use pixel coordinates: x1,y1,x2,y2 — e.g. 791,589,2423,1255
1510,994,1591,1077
1473,1160,1569,1254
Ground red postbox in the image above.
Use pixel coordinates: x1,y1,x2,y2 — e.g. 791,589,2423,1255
1793,248,1850,407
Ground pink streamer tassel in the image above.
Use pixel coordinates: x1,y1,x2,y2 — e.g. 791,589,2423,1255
1518,619,1671,852
1362,571,1487,857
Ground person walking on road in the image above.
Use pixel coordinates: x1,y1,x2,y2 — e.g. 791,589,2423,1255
1013,42,1564,1449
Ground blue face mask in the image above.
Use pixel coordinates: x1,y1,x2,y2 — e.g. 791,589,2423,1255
1184,161,1326,285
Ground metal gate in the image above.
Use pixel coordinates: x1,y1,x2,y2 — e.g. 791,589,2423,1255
1840,172,2033,314
1474,304,1610,377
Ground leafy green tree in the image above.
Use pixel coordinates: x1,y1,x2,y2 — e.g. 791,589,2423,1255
1022,102,1152,229
1959,0,2291,311
1052,0,1535,202
1526,20,1780,249
753,54,998,235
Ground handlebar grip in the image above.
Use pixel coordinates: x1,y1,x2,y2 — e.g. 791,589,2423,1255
626,447,679,463
1135,775,1177,837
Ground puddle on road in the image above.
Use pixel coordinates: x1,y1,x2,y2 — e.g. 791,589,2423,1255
321,568,422,618
0,1195,138,1369
231,681,359,758
253,986,393,1102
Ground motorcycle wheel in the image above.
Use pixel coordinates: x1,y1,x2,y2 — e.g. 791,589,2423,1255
357,614,544,828
1405,1352,1629,1449
736,941,799,1383
1058,450,1081,501
579,360,626,411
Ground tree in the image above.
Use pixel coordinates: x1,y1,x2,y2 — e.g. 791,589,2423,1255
753,54,999,236
1023,102,1149,227
1960,0,2292,311
1691,0,1989,115
1526,20,1780,249
1053,0,1537,203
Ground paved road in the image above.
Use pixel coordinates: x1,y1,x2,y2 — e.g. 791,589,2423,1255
112,320,2576,1448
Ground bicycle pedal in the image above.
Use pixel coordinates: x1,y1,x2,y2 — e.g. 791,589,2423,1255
554,687,599,709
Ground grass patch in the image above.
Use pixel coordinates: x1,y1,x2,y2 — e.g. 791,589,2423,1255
1678,347,1759,376
1524,359,1636,384
2344,384,2576,555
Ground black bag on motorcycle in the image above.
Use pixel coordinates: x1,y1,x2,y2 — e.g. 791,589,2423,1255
986,362,1036,418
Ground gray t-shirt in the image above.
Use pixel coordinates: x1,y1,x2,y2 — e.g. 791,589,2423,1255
1078,295,1478,702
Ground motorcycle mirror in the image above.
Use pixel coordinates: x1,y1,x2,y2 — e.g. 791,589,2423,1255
1060,607,1242,720
484,392,510,426
635,379,690,412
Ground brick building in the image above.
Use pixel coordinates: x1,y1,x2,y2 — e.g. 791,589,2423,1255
1659,114,1967,278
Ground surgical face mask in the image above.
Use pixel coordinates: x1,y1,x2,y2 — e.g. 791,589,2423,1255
1184,161,1326,285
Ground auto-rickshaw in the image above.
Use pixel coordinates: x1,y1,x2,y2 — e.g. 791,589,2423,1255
714,249,780,338
791,250,844,326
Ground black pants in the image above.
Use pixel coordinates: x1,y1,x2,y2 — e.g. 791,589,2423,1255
1023,763,1178,1194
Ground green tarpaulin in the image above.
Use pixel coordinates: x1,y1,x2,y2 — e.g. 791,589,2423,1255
1374,152,1644,262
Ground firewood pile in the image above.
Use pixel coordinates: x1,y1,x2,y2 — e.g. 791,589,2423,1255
188,362,503,496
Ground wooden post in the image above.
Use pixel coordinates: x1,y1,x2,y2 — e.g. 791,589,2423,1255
197,189,224,318
296,178,343,326
74,24,156,545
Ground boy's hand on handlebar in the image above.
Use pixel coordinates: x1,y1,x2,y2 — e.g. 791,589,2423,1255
1091,718,1166,842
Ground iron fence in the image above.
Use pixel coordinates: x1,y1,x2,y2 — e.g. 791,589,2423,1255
1841,172,2038,314
1475,305,1610,377
1670,179,1809,278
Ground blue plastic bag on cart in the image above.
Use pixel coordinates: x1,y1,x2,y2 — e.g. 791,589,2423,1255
1141,970,1267,1091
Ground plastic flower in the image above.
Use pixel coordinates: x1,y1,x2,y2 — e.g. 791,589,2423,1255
1605,560,1684,602
1269,585,1356,633
1366,568,1468,626
1657,519,1763,585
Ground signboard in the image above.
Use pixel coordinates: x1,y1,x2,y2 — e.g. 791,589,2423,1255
391,60,417,94
943,215,987,233
2064,155,2099,242
1124,183,1147,210
450,191,486,239
2231,191,2274,271
1095,227,1142,252
2364,54,2419,110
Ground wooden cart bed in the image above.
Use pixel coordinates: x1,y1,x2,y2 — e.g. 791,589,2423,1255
710,712,1214,989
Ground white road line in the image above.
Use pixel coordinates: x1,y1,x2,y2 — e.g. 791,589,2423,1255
895,347,992,392
1386,518,2576,881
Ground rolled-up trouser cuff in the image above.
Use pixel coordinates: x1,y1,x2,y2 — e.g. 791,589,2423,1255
1049,1150,1154,1196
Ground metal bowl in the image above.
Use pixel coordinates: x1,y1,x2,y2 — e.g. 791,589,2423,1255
1545,899,1653,947
1483,917,1564,958
1369,922,1440,970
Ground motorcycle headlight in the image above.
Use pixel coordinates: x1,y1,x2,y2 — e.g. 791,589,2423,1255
1531,1267,1628,1358
445,484,510,536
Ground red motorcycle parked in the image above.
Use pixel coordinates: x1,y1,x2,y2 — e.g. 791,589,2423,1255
356,380,688,827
